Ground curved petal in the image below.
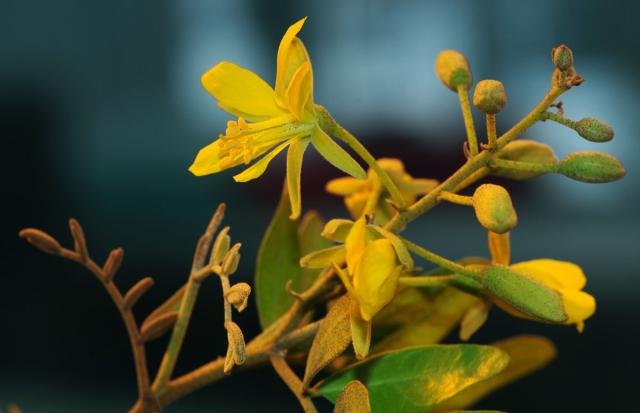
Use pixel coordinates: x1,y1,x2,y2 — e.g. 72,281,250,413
232,140,290,182
354,239,400,320
512,259,586,290
345,216,367,275
311,127,367,179
275,18,310,103
561,289,596,330
286,137,311,219
399,178,439,195
189,140,229,176
201,62,284,121
326,176,369,196
286,62,314,121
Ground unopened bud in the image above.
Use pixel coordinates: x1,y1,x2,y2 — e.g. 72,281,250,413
473,80,507,114
435,50,472,91
211,227,231,265
575,118,614,142
225,282,251,312
19,229,62,255
552,45,574,70
472,184,518,234
484,265,567,323
493,140,558,180
222,243,241,275
558,152,625,183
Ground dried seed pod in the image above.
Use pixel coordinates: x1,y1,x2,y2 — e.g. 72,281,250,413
19,229,62,255
68,218,88,260
473,80,507,114
225,282,251,312
472,184,518,234
225,321,246,369
139,311,179,343
575,118,614,142
435,50,472,91
123,277,155,309
103,248,124,282
558,152,625,183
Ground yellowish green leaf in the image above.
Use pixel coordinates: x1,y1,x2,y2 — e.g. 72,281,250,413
432,335,556,412
315,344,510,413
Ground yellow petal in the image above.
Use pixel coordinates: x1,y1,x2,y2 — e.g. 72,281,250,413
286,137,310,220
275,18,310,104
345,192,369,220
286,62,314,121
232,140,290,182
353,239,400,320
189,140,229,176
201,62,284,122
345,216,367,275
488,231,510,266
561,289,596,328
511,259,586,290
325,177,369,196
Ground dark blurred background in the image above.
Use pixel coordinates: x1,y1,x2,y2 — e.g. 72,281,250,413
1,0,638,412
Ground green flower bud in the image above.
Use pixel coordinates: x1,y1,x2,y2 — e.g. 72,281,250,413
551,45,574,70
472,184,518,234
575,117,614,142
493,140,559,180
558,152,626,183
473,80,507,114
435,50,472,91
484,265,567,323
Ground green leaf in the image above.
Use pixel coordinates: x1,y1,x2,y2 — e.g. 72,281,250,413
298,211,333,290
432,335,556,412
303,295,352,389
312,127,367,179
334,380,371,413
315,345,510,413
255,185,302,329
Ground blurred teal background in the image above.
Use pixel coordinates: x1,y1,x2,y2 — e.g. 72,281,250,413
1,0,638,411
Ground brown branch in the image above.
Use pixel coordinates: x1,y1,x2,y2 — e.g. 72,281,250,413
19,222,154,407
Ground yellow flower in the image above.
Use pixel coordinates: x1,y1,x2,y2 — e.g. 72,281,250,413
189,18,366,219
487,233,595,332
299,216,413,357
326,158,438,223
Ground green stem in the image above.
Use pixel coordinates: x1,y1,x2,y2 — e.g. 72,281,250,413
315,105,407,208
490,158,559,174
486,114,497,148
401,238,481,280
540,111,577,129
399,275,456,287
385,86,565,232
152,278,202,392
458,85,479,156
